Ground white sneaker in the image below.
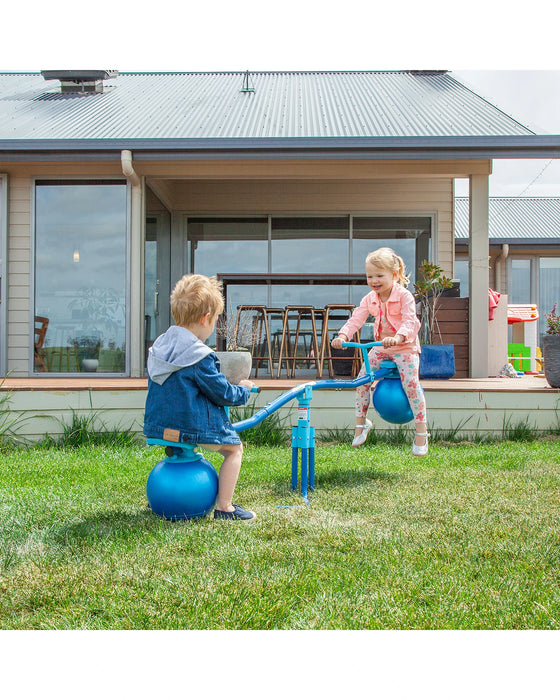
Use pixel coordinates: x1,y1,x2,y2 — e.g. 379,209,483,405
352,418,373,447
412,432,430,456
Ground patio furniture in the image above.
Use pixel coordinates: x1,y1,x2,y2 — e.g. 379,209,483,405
234,305,274,378
318,304,360,378
33,316,49,372
276,305,324,379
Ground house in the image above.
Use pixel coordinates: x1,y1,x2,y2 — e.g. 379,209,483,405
455,196,560,339
2,70,560,439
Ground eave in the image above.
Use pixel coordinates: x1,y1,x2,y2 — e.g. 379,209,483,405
1,135,560,162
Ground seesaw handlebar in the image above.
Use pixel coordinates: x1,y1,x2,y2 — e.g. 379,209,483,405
341,341,382,348
232,342,387,433
341,340,382,377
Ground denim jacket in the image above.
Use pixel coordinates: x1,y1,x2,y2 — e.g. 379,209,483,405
143,326,250,445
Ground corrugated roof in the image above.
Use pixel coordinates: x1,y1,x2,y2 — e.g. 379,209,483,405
0,71,536,141
455,197,560,241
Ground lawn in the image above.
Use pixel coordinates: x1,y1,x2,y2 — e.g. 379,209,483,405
0,439,559,630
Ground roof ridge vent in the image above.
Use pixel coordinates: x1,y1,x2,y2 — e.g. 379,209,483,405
41,70,118,94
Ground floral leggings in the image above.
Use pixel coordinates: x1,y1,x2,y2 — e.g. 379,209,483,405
356,349,426,424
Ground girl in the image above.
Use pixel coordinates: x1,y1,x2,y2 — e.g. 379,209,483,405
331,247,428,456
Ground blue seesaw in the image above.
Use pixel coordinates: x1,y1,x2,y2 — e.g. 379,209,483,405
145,341,415,518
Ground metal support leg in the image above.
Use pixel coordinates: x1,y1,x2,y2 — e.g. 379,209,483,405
289,385,315,503
291,445,299,491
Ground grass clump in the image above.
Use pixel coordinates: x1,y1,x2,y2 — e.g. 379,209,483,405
0,377,29,450
38,410,139,449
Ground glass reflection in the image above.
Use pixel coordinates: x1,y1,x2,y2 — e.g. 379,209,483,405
187,215,431,353
187,218,268,348
540,258,560,338
271,217,348,274
34,182,127,373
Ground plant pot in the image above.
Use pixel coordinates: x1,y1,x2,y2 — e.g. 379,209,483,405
215,351,252,384
541,335,560,388
419,344,455,379
331,338,355,376
81,358,99,372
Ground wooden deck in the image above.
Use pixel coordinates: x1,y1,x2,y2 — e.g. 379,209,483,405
0,374,555,393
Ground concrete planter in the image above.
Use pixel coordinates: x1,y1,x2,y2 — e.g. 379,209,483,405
215,351,252,384
541,335,560,388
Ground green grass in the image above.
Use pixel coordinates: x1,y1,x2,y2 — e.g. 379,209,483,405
38,409,140,449
0,439,559,629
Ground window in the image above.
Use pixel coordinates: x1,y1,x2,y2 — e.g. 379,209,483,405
34,181,128,373
352,217,431,306
0,174,6,376
185,214,433,344
509,259,532,305
506,256,560,340
271,217,349,307
540,258,560,337
454,259,469,297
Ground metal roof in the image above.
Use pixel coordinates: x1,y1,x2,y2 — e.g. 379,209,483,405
0,70,536,141
455,196,560,242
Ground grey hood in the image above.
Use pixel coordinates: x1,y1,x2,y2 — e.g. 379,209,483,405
147,326,214,385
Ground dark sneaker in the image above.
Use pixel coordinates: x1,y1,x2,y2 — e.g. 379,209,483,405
214,504,257,521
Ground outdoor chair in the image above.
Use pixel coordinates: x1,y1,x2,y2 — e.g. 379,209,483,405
318,304,361,378
33,316,49,372
234,305,274,378
276,305,324,379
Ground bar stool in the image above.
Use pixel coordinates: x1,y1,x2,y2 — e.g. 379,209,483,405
264,307,286,375
233,305,274,378
276,306,324,379
318,304,361,378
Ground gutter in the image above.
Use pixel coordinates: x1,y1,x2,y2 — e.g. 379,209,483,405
1,135,560,161
495,244,509,293
121,149,140,187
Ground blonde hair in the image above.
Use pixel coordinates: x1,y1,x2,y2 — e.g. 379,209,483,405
170,274,224,327
365,247,410,287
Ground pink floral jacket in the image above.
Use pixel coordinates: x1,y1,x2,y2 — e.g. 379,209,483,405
339,283,421,355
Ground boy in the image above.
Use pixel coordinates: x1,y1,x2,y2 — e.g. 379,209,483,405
144,274,256,521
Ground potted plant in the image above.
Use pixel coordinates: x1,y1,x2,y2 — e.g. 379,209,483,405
414,260,456,379
73,332,101,371
214,305,257,383
541,303,560,388
68,287,125,372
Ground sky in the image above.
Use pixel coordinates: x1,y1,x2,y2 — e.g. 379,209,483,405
2,1,559,696
3,0,560,201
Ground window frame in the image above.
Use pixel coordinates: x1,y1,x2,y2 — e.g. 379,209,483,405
182,210,437,288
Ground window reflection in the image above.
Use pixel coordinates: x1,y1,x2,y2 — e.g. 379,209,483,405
510,259,531,304
540,258,560,338
186,214,432,347
34,181,127,373
454,259,469,297
187,218,268,347
271,217,349,275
